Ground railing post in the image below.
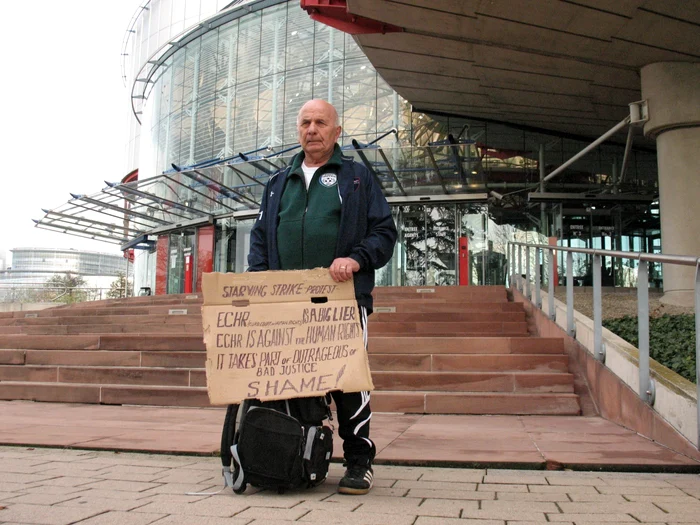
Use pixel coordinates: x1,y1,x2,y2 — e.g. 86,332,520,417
548,248,556,320
566,251,575,337
510,243,515,287
638,260,654,405
534,247,542,308
518,244,523,292
525,245,531,299
695,262,700,447
593,254,604,362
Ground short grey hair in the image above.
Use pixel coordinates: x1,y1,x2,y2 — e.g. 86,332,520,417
297,99,340,128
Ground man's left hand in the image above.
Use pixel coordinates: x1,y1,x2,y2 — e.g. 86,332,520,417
329,257,360,282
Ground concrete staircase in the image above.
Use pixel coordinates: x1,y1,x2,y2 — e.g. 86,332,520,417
0,287,580,415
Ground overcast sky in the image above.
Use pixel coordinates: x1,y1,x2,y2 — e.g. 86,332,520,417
1,1,139,263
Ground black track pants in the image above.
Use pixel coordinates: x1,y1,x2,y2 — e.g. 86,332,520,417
330,306,376,465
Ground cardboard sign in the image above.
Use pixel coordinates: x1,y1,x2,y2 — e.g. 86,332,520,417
201,269,374,405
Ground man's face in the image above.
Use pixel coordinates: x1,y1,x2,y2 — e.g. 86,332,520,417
297,100,342,162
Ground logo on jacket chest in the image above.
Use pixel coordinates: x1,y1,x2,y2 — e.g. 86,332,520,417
319,173,337,188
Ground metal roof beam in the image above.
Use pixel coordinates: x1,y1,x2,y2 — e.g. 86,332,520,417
71,194,169,225
40,216,135,239
67,201,160,230
105,182,209,216
424,147,450,194
185,169,260,207
162,173,237,212
376,148,407,196
34,221,127,244
41,209,143,236
225,164,266,187
351,139,386,191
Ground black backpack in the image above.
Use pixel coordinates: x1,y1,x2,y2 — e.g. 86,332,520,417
221,396,334,494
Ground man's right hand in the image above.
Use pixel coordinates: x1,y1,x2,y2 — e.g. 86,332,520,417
329,257,360,282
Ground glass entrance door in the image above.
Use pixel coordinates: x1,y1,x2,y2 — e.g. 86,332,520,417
389,202,516,287
167,230,196,294
392,204,458,286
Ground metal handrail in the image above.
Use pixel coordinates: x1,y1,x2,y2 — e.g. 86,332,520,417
508,241,700,449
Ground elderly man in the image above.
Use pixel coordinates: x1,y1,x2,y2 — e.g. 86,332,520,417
248,99,397,495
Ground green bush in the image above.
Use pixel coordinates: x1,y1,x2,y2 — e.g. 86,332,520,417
603,314,697,384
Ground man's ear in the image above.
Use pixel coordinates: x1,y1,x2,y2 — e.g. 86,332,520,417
335,125,342,142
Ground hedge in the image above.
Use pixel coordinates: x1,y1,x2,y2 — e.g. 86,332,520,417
603,314,696,384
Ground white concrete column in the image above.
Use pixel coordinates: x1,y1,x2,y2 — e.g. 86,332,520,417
641,62,700,307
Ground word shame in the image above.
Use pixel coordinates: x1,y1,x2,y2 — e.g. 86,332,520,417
247,374,334,398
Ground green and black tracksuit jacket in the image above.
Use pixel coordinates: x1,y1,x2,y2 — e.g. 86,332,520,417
248,145,397,314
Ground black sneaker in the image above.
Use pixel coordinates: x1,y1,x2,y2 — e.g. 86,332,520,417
338,462,373,495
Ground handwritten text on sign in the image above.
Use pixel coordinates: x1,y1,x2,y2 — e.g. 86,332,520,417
201,269,373,404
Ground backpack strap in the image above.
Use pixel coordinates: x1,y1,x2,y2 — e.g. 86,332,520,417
230,443,246,491
220,404,239,468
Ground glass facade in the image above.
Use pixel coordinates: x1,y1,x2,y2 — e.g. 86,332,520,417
8,249,127,278
0,248,132,301
138,0,411,181
122,0,661,293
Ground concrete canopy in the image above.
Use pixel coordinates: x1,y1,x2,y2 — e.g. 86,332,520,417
344,0,700,145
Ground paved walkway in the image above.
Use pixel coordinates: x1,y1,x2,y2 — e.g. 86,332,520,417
2,445,700,525
1,401,699,471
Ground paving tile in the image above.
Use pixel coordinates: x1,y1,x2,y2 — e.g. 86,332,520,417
56,494,155,512
375,465,433,481
372,478,398,488
626,493,700,503
370,487,412,497
0,458,55,473
483,472,549,484
508,523,574,525
565,493,628,502
415,467,485,483
0,481,28,492
664,515,700,523
406,488,494,500
664,476,700,490
0,503,103,525
78,479,162,492
415,519,504,525
59,511,166,525
528,484,598,493
232,507,310,521
495,491,570,502
596,485,688,496
547,513,638,522
2,472,66,485
341,495,425,514
62,488,155,501
150,469,217,485
149,516,251,525
460,508,548,521
140,482,222,496
558,501,670,521
543,475,603,486
480,500,560,513
295,498,362,512
231,487,336,509
394,480,478,491
300,509,416,524
570,523,667,525
413,498,477,517
132,499,248,517
478,482,528,492
1,492,81,505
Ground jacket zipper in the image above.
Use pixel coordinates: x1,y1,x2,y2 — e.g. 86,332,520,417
301,178,310,268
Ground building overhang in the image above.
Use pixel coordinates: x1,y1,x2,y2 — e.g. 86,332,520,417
300,0,402,35
309,1,700,148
